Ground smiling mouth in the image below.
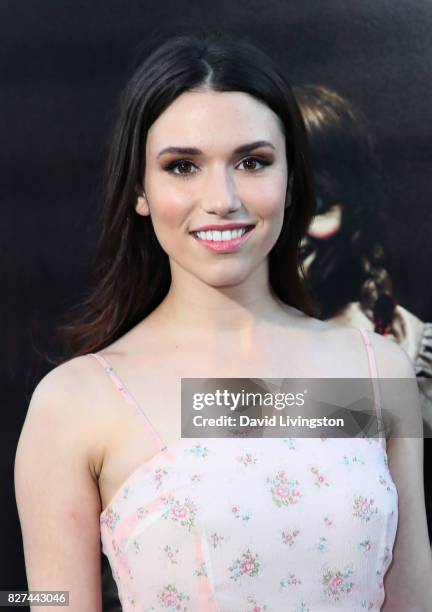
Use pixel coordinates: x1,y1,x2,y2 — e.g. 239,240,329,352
190,225,255,242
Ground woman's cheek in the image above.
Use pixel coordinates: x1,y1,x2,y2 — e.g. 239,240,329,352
151,190,193,230
249,192,286,221
241,175,287,218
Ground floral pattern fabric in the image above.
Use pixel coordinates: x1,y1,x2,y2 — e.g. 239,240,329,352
99,436,398,611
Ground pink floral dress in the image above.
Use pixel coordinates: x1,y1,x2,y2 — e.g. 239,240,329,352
92,327,398,611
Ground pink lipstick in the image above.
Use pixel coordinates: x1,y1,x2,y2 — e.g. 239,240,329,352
190,224,255,253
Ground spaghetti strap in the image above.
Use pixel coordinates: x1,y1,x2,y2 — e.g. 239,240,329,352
90,353,167,453
355,327,386,449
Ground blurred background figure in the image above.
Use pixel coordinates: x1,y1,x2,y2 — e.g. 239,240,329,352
294,84,432,434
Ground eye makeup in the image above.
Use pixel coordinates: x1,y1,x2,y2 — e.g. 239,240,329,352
162,155,274,178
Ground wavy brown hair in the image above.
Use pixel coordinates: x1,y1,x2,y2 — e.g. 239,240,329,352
55,31,320,361
294,84,396,335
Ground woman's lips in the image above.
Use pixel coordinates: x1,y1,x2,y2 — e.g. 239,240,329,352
191,226,255,253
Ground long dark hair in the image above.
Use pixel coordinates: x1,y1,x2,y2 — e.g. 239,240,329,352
294,84,397,334
56,31,319,360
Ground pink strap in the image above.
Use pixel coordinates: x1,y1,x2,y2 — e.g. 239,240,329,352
90,353,167,453
356,327,386,448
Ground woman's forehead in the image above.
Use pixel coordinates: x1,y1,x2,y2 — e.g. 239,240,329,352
146,89,285,155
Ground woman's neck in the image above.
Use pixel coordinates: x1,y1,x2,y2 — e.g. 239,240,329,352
147,273,303,348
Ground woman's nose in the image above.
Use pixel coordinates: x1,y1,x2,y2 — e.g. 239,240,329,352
200,166,242,215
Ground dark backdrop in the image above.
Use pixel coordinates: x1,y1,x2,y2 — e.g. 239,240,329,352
2,0,431,593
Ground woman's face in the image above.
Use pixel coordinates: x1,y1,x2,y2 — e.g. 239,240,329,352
137,89,289,289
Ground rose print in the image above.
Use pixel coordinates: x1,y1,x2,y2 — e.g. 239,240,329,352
246,594,268,611
267,470,302,507
229,548,260,581
315,536,328,553
153,468,168,490
281,528,300,547
211,532,224,549
162,495,197,531
280,574,302,587
137,506,149,519
185,444,209,458
342,455,365,466
112,538,121,557
282,438,297,450
101,508,120,532
311,466,330,488
379,474,391,491
172,502,193,521
358,539,372,553
100,415,397,611
163,544,179,564
194,561,208,577
231,505,251,522
376,568,384,592
157,584,189,611
353,495,378,522
322,567,354,600
237,452,258,466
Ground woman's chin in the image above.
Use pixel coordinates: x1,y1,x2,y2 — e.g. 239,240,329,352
199,269,253,290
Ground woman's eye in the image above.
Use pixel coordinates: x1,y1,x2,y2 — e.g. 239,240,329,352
167,159,196,176
164,156,271,177
165,160,198,176
237,156,271,171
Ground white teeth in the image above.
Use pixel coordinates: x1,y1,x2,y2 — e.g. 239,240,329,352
194,227,249,241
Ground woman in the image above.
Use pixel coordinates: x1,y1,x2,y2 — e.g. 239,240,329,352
14,32,431,611
294,85,432,436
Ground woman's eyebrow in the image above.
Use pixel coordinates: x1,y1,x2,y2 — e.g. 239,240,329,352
156,140,275,159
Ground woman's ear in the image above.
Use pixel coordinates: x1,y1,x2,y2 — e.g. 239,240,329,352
135,185,150,216
285,172,294,209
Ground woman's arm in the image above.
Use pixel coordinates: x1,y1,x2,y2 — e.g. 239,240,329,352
370,332,432,611
14,361,104,612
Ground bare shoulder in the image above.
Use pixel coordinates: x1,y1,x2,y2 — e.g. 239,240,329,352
311,319,416,377
362,327,417,379
27,354,104,426
15,354,103,503
312,323,421,438
17,353,118,478
30,354,98,408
